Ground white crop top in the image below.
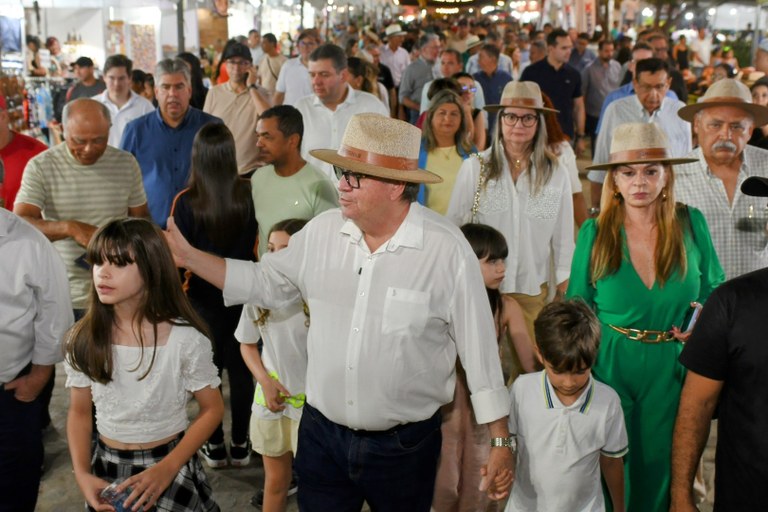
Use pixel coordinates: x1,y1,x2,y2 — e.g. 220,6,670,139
64,324,221,443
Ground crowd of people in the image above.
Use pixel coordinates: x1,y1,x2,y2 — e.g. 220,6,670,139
3,14,768,512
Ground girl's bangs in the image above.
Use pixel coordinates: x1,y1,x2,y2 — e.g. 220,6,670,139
87,226,136,266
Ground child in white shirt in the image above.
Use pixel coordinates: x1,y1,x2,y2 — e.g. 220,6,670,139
506,300,628,512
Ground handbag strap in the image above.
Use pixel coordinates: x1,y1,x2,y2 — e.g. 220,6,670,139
470,154,487,222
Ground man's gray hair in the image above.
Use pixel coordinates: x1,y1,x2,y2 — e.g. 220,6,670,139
419,33,439,49
155,57,191,84
62,98,112,133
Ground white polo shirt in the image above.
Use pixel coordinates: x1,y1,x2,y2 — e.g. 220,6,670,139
506,371,628,512
94,90,155,147
294,85,390,181
275,57,312,106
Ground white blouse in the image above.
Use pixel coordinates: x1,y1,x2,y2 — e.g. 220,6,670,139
446,148,575,296
65,324,220,443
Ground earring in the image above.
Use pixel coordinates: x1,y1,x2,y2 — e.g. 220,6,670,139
613,191,622,200
661,189,668,201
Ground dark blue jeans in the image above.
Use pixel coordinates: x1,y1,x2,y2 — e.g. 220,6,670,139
295,403,442,512
0,367,44,512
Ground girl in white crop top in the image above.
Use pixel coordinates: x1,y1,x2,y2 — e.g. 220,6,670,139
64,218,223,512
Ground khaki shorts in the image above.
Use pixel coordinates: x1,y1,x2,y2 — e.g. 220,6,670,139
250,415,300,457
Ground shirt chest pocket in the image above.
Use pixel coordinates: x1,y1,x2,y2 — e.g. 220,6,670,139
381,287,430,337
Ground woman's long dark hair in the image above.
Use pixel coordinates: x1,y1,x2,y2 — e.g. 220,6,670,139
177,51,208,109
65,218,210,384
186,123,253,249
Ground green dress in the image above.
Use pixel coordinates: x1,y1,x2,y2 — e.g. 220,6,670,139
566,207,724,512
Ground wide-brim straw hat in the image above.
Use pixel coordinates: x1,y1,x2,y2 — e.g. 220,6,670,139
585,123,699,171
742,176,768,197
678,78,768,126
466,35,483,51
484,81,559,113
310,114,442,184
384,24,406,38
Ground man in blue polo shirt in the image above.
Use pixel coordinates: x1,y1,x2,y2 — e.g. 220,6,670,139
521,28,586,149
120,57,221,227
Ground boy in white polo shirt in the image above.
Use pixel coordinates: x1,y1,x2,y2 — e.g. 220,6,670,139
506,301,627,512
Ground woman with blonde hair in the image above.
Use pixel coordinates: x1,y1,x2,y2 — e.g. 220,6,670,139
446,81,574,356
566,123,724,512
417,89,475,214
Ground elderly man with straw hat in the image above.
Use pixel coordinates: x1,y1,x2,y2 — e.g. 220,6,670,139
673,78,768,280
165,113,514,511
567,122,723,512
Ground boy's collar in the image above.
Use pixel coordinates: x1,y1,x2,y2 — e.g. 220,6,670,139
541,371,595,414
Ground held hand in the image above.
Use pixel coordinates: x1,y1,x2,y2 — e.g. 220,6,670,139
246,66,258,87
479,446,514,500
119,460,177,511
69,220,98,247
75,473,114,512
164,217,193,268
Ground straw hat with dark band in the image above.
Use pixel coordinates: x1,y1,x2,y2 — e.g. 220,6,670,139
586,123,699,171
465,35,483,51
484,81,559,113
310,114,442,184
677,78,768,126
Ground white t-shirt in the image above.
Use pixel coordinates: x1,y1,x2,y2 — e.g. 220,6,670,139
235,301,308,421
506,371,628,512
275,57,312,106
64,324,220,443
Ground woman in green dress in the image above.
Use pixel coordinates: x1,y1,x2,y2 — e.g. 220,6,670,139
566,123,724,512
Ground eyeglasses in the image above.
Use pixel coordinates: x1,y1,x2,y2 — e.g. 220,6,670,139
461,85,477,93
299,40,318,48
701,120,748,135
500,112,538,127
334,165,365,189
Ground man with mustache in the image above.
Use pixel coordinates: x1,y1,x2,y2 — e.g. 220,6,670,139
670,80,768,512
673,78,768,279
120,58,221,228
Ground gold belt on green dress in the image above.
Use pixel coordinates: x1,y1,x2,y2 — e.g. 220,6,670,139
608,324,676,343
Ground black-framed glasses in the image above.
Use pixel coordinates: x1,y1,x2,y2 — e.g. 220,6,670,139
500,112,538,127
334,165,365,189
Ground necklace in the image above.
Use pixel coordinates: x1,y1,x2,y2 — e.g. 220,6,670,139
435,146,456,161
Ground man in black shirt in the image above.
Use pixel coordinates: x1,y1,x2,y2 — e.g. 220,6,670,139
671,175,768,511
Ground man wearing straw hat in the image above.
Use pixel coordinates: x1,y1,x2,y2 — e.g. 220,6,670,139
673,78,768,280
671,175,768,512
165,113,513,511
379,24,409,89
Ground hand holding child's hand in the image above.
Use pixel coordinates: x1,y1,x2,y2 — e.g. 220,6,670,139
120,460,176,511
479,447,514,500
75,473,114,511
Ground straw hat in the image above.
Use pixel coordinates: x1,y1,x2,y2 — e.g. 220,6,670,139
484,81,559,113
384,24,406,38
310,114,442,184
465,35,483,51
678,78,768,126
742,176,768,197
585,123,699,171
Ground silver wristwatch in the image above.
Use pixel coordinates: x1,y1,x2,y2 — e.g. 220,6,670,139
490,436,517,451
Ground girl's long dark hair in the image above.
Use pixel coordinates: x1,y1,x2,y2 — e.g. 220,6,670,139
460,223,509,318
186,123,253,249
65,218,210,384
